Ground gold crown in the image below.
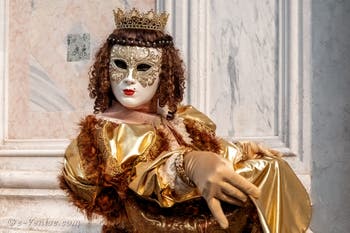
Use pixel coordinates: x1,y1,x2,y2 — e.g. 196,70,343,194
113,8,169,32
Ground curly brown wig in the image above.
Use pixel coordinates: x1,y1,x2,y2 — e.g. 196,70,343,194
88,28,185,118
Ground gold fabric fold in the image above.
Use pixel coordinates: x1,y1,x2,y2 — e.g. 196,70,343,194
100,122,156,174
235,156,311,233
177,105,217,131
220,139,311,233
63,139,98,202
129,148,200,207
61,106,311,232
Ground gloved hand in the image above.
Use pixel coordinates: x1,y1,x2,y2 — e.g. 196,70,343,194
183,151,260,229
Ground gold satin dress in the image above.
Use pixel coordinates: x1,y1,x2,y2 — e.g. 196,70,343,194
60,105,311,233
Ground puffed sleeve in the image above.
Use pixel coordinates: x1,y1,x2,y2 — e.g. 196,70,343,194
60,138,98,203
177,106,312,233
59,115,100,203
128,147,200,207
59,115,125,220
221,141,312,233
60,114,199,213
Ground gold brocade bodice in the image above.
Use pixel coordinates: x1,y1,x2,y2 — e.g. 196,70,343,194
60,105,311,233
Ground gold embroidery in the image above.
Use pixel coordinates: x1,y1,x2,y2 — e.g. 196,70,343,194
183,118,221,154
109,45,162,87
97,121,123,176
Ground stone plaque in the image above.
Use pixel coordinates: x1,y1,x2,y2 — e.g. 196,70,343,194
67,33,90,62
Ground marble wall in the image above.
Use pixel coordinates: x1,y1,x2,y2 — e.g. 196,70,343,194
7,0,281,140
7,0,154,139
1,1,156,232
208,0,276,138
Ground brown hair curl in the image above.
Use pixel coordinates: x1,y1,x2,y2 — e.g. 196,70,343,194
88,29,185,118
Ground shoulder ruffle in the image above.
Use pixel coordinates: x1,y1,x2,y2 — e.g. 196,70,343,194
76,115,112,184
177,105,221,153
177,105,216,132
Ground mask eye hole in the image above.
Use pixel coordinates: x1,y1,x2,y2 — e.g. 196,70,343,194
114,59,127,69
137,63,151,71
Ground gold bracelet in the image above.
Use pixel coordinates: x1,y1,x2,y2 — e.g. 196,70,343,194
174,150,196,187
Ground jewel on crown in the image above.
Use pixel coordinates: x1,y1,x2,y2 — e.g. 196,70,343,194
113,8,169,32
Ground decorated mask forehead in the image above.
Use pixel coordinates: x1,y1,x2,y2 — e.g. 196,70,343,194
110,45,161,64
109,45,162,87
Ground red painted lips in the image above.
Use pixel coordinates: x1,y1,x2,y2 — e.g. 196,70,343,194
123,89,135,96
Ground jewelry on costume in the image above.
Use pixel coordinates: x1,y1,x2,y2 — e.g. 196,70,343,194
166,110,176,120
174,149,196,187
114,8,168,32
109,45,162,87
108,36,173,47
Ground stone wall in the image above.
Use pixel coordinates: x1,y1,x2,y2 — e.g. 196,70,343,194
310,0,350,232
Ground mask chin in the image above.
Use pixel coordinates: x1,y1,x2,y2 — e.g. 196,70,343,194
118,99,148,109
113,85,158,111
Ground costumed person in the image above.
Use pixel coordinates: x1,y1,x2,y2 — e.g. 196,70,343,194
59,8,311,233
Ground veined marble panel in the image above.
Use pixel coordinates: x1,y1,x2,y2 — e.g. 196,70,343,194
208,0,277,138
29,55,75,112
7,0,155,139
1,1,314,232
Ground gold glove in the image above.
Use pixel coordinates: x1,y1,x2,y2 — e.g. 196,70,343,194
183,151,260,229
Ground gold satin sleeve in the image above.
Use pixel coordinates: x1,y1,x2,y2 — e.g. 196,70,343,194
175,106,311,232
62,122,158,200
128,106,311,233
129,148,200,208
62,139,98,202
99,120,199,207
177,105,217,131
62,120,196,208
221,140,312,233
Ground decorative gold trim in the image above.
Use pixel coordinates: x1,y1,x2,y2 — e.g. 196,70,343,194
174,149,195,187
113,8,169,32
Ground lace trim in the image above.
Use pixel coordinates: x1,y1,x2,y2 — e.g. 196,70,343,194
158,153,178,189
174,149,195,187
168,115,193,145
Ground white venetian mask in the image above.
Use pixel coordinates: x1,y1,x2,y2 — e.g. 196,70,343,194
109,45,162,109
